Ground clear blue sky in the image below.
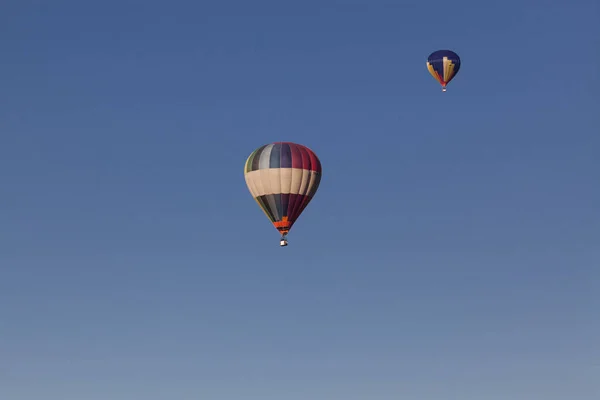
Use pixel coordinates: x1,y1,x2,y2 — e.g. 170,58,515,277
1,1,598,399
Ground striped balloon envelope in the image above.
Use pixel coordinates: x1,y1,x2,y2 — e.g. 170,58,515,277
426,49,461,92
244,142,322,246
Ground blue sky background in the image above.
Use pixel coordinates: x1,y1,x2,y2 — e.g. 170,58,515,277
1,1,599,399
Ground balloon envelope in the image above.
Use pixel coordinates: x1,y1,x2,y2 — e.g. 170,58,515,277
426,49,461,91
244,142,322,238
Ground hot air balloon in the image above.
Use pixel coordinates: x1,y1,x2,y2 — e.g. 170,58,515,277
244,142,322,247
426,50,461,92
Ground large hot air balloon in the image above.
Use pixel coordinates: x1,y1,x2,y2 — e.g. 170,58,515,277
426,50,461,92
244,142,322,247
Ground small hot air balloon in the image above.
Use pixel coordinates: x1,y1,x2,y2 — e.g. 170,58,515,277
426,50,461,92
244,142,322,247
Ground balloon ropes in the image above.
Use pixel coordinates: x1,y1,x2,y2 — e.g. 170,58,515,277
244,142,322,247
426,49,461,92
